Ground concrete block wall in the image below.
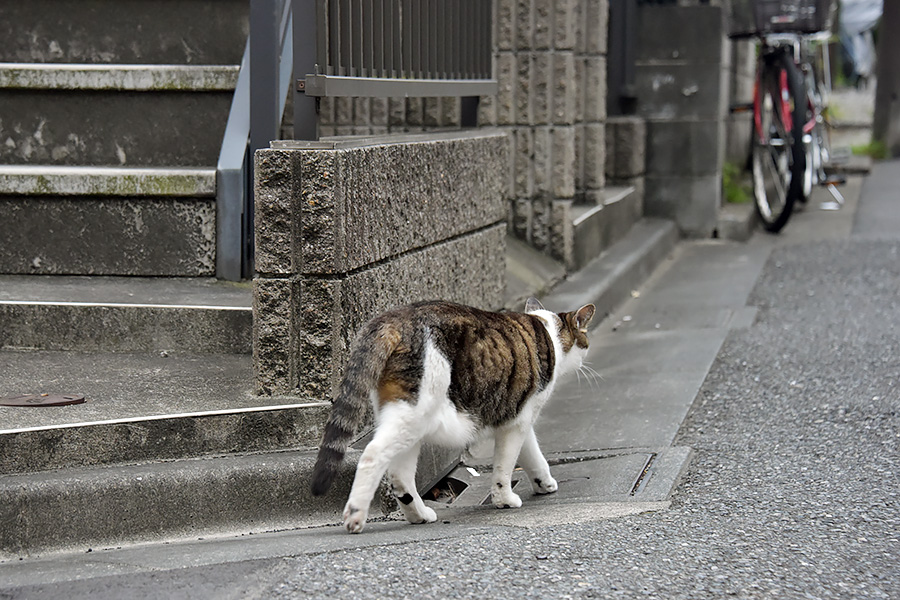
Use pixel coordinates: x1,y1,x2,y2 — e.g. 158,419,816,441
605,115,647,211
482,0,610,263
253,131,509,398
281,1,610,266
634,3,729,238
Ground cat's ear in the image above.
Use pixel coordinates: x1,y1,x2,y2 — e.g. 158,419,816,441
575,304,595,331
525,297,545,313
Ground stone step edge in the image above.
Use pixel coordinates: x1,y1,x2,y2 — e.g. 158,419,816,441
0,165,216,197
0,447,356,559
571,185,636,227
0,402,329,477
0,439,463,559
0,63,239,91
546,218,680,322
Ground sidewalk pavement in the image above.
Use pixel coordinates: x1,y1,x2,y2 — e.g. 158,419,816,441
2,159,898,595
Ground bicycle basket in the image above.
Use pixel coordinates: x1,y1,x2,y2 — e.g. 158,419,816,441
727,0,836,37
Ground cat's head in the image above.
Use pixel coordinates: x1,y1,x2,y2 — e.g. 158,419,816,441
525,297,596,372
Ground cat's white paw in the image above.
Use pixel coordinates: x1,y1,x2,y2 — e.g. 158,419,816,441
491,489,522,509
409,506,438,524
343,504,368,534
532,475,558,494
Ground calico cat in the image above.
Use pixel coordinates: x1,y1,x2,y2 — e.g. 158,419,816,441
310,297,595,533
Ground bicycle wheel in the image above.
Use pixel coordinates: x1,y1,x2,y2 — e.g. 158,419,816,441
752,49,807,233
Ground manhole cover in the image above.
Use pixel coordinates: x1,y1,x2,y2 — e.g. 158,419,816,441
0,394,86,407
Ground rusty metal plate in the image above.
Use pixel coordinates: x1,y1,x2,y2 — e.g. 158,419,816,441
0,394,86,407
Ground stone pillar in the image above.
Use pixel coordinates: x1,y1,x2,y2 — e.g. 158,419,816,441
253,131,510,399
634,3,728,237
478,0,609,267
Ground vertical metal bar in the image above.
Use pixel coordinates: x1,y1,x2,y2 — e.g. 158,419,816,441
480,0,488,77
463,0,471,78
340,0,351,75
251,0,280,153
453,0,460,77
293,0,318,140
351,0,362,76
314,0,328,73
393,0,403,76
216,41,251,281
373,0,384,78
420,0,426,78
473,0,481,78
429,0,437,78
248,0,281,280
408,0,418,77
436,0,445,78
329,0,340,75
482,0,490,77
363,0,374,77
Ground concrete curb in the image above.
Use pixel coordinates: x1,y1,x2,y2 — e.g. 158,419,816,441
0,450,356,560
544,218,679,320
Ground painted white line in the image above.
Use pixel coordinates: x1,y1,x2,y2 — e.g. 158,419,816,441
0,300,250,311
0,402,332,435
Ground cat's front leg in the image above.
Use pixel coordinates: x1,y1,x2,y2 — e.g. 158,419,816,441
342,502,369,534
519,426,557,495
490,425,527,509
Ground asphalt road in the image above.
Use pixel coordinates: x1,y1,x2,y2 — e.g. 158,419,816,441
3,165,899,599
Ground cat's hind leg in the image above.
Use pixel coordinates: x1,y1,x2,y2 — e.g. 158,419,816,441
490,424,527,509
343,403,422,533
518,426,558,495
388,443,438,525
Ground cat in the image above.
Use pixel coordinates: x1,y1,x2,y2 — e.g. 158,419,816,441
310,297,596,533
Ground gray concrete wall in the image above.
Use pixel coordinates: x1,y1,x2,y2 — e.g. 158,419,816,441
253,131,510,398
635,3,728,238
726,39,756,166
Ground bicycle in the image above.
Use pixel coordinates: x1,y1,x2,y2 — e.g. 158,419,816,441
728,0,842,233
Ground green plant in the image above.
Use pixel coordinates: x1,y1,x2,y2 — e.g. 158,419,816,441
723,161,752,204
851,139,888,160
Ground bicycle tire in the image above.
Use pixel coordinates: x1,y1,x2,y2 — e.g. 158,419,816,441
752,49,807,233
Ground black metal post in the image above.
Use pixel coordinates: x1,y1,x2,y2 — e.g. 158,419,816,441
293,0,319,140
251,0,282,151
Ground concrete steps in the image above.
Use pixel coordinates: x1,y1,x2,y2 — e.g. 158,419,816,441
0,218,680,559
0,64,236,167
0,274,251,353
0,1,248,279
0,0,248,65
570,185,642,270
0,64,236,277
0,166,219,276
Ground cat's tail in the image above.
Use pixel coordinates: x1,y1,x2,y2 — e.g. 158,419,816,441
310,320,400,497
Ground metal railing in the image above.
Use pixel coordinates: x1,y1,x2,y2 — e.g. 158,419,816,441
299,0,495,98
216,0,497,280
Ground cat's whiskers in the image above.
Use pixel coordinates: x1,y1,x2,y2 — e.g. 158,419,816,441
576,362,604,389
582,363,605,382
